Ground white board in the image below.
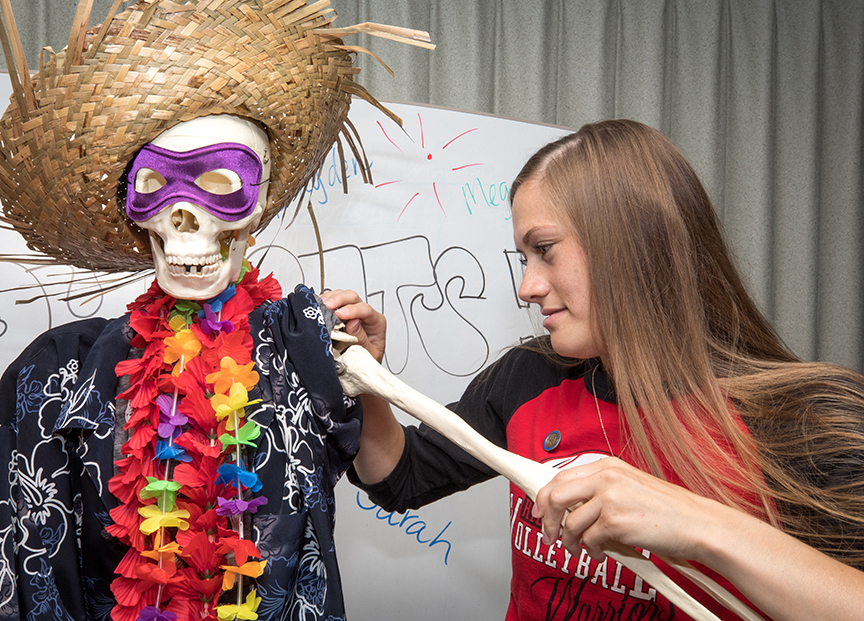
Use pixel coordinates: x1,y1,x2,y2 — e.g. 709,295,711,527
0,80,571,619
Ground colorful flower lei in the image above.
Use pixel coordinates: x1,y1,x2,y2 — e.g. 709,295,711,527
107,262,282,621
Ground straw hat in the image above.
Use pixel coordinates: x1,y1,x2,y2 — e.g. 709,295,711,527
0,0,431,272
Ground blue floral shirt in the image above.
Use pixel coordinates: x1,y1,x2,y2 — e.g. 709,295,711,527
0,285,361,621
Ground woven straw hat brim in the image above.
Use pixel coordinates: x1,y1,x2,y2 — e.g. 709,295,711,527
0,0,361,272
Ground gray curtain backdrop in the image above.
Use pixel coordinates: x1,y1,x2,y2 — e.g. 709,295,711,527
4,0,864,371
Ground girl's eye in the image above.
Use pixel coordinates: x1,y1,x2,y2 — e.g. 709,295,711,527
517,243,552,266
536,243,552,256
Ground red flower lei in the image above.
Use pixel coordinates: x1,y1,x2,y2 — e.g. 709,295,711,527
107,264,282,621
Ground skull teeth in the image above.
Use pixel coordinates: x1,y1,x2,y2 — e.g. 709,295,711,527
166,263,222,277
165,254,223,277
166,253,221,266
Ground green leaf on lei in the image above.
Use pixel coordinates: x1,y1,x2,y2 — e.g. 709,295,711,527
219,421,262,448
140,477,182,512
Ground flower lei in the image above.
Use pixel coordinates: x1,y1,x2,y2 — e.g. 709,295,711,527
107,261,282,621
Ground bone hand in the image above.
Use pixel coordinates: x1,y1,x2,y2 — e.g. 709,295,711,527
335,344,762,621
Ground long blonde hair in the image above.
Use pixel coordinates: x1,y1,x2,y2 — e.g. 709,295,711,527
512,120,864,566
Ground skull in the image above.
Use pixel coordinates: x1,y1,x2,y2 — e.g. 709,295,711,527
127,115,271,300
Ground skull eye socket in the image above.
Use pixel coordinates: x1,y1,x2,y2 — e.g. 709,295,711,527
134,168,167,193
195,169,243,195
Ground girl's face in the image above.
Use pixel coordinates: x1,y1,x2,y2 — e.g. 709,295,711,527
512,178,606,360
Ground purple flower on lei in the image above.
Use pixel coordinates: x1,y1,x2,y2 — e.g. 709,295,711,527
155,394,188,439
196,285,238,334
137,606,179,621
215,495,268,516
199,303,235,336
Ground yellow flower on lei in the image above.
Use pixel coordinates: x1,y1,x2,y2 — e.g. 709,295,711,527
138,504,191,535
210,383,261,431
168,314,188,332
216,589,262,620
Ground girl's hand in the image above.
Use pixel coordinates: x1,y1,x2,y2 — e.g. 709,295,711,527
534,456,864,621
319,289,387,363
532,457,717,564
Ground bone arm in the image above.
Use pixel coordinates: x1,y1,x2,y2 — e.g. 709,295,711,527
336,344,763,621
337,344,556,496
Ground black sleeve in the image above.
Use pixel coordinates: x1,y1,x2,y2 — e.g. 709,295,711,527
0,318,111,621
346,412,498,512
347,344,574,512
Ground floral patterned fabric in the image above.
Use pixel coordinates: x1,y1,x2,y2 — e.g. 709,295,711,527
0,284,361,621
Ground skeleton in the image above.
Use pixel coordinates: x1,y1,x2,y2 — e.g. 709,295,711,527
330,331,764,621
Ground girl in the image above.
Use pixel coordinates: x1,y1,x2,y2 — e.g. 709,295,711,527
323,120,864,621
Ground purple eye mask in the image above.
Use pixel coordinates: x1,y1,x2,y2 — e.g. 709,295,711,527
126,142,264,222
